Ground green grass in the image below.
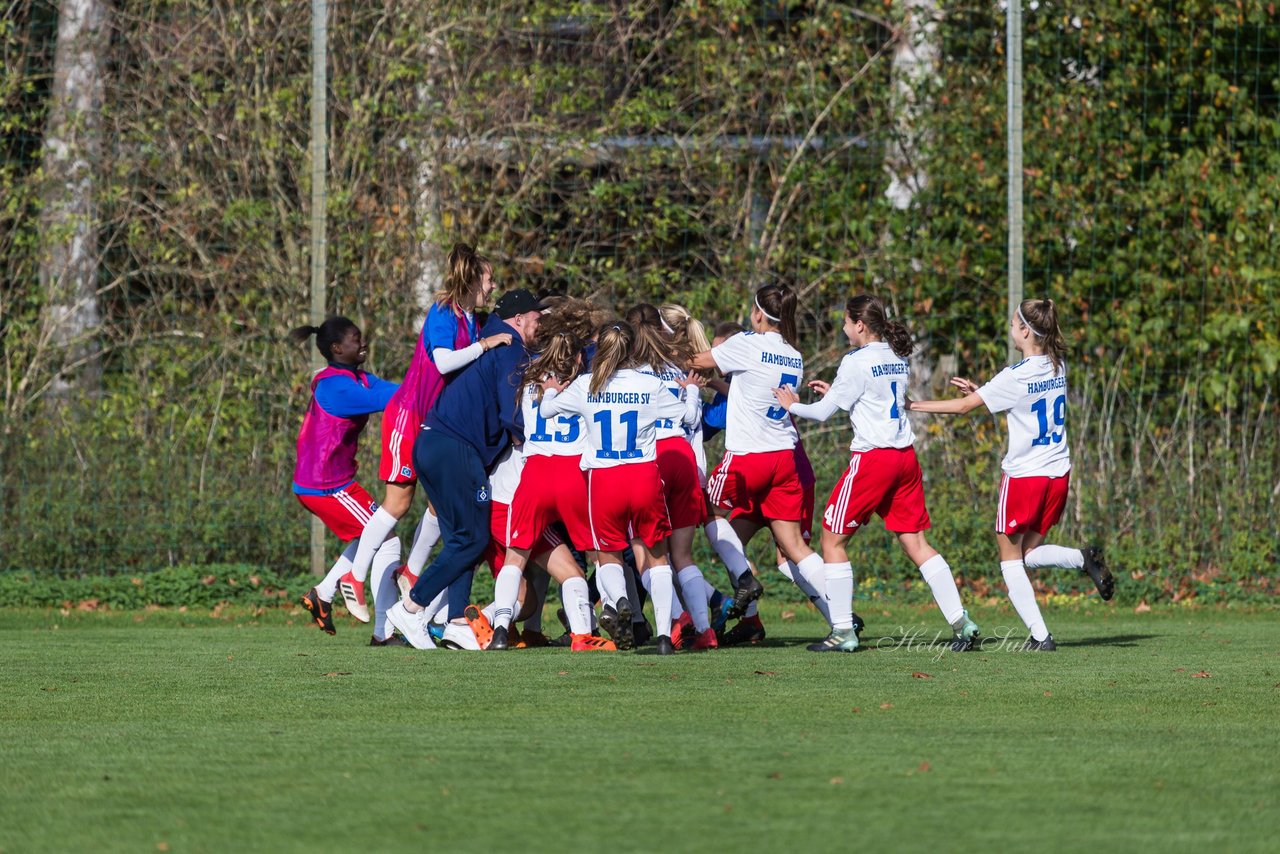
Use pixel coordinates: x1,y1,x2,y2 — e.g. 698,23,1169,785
2,603,1277,853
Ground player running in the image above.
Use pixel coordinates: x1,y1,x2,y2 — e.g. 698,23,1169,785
291,317,402,643
773,295,981,653
906,298,1115,651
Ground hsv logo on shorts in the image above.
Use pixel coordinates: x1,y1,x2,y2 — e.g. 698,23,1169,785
400,465,412,478
476,486,489,503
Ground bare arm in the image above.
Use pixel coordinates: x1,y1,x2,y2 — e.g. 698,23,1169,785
905,384,985,415
688,350,718,372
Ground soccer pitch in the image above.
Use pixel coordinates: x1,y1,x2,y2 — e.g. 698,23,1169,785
3,604,1276,853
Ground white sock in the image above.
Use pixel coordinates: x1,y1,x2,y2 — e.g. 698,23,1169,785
316,542,359,601
705,518,752,581
370,537,402,640
561,577,592,635
491,566,522,630
777,561,794,582
420,589,448,625
795,553,827,601
781,560,831,623
1024,544,1084,570
702,578,718,601
595,563,628,609
406,510,441,575
525,572,550,632
645,572,687,620
919,554,965,626
824,562,854,631
678,566,711,632
648,565,674,637
350,507,398,582
1002,559,1049,641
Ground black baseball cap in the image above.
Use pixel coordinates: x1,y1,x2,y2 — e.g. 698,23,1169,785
493,288,548,319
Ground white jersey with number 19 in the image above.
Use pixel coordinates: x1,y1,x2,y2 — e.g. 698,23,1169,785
711,331,802,454
977,355,1071,478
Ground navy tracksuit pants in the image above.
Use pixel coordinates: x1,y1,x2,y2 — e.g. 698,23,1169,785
408,429,492,618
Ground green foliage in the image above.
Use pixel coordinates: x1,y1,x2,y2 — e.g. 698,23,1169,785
1,2,1276,598
0,564,307,609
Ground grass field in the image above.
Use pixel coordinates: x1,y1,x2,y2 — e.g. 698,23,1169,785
2,602,1277,853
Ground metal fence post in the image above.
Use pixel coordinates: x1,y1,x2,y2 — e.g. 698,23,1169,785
309,0,328,575
1006,0,1024,363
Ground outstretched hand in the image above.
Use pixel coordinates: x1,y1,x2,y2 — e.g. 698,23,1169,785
949,377,979,395
772,386,800,411
807,379,830,396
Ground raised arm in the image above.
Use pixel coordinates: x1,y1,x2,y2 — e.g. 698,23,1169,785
905,378,985,415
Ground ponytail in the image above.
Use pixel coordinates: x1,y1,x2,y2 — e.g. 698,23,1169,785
659,303,712,359
439,241,490,308
289,316,357,361
522,331,582,401
846,295,913,360
754,283,799,348
624,303,677,369
1019,298,1067,375
589,321,636,395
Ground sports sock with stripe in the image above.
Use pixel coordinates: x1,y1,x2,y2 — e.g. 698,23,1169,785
491,565,522,630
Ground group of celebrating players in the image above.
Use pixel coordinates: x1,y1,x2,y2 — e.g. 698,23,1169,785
289,242,1116,655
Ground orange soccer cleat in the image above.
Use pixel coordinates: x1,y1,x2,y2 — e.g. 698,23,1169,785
570,633,617,652
463,604,495,649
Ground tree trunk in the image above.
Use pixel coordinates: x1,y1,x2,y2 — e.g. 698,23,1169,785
39,0,109,399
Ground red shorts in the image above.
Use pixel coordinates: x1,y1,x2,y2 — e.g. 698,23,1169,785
295,482,378,541
378,402,422,484
483,501,555,577
706,449,805,523
823,447,931,534
587,463,672,551
507,454,594,551
656,437,707,530
996,473,1070,536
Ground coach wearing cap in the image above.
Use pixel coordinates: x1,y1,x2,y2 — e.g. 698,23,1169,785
389,288,545,648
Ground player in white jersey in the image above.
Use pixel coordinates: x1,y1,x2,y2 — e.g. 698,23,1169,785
628,303,718,651
907,299,1115,651
774,295,980,652
540,320,700,654
689,283,832,627
487,331,615,651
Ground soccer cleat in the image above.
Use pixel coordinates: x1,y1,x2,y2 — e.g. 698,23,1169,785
599,598,635,650
428,621,445,643
690,627,719,651
301,587,336,635
1082,546,1115,601
851,610,866,638
488,625,510,651
632,619,652,647
949,610,981,652
440,621,481,650
654,635,675,655
710,595,733,634
393,565,420,600
337,572,370,623
570,633,617,652
725,572,763,620
369,633,411,647
550,632,573,648
806,627,860,653
517,630,551,648
671,612,694,650
386,601,436,649
1023,634,1057,652
719,614,766,647
463,604,495,649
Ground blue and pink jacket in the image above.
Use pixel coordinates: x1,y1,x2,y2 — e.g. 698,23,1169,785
387,302,476,422
293,364,398,494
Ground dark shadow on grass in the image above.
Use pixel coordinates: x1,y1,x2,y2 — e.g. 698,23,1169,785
1058,633,1160,648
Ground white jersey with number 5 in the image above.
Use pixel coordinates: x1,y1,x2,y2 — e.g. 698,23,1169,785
538,368,696,470
977,355,1071,478
822,342,914,452
711,331,802,453
520,384,587,458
